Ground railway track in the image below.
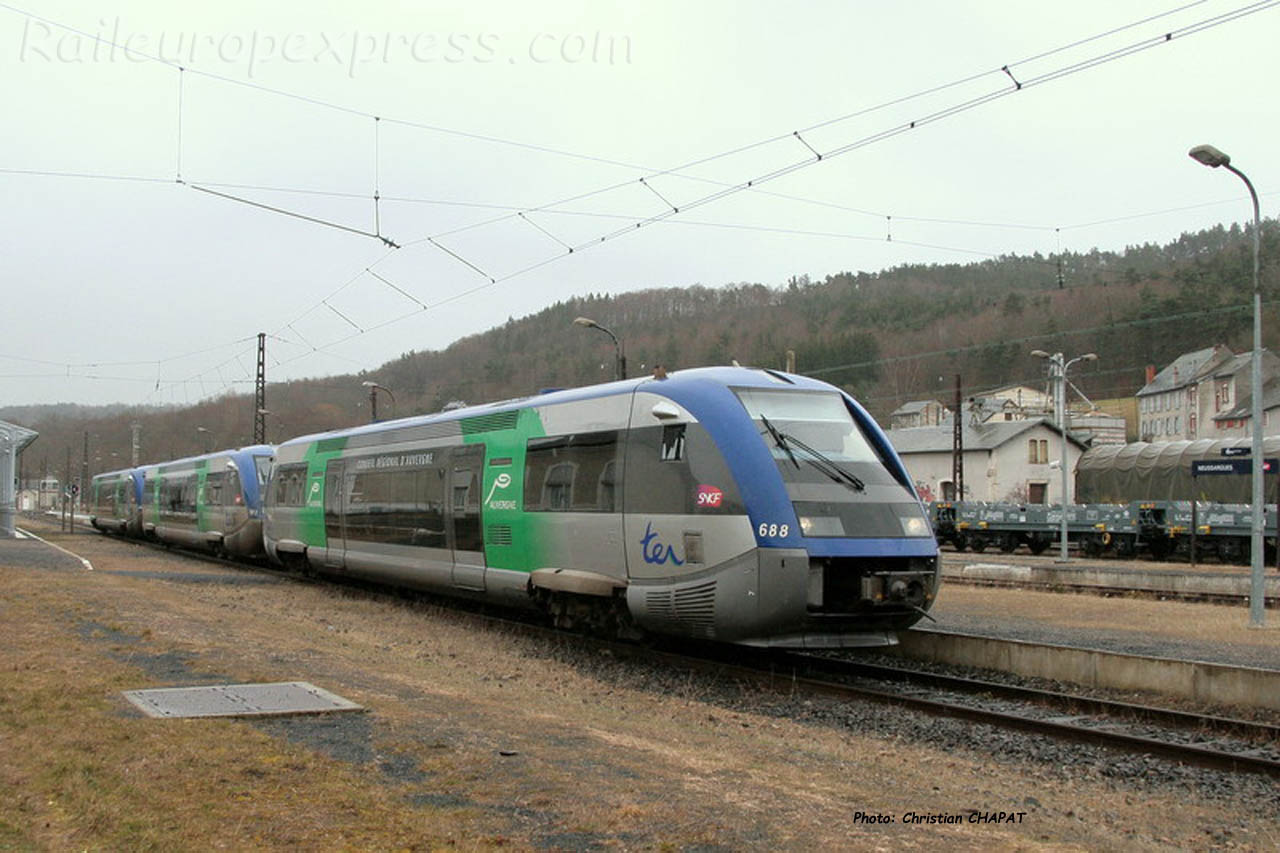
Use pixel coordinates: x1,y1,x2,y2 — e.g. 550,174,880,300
73,525,1280,779
571,636,1280,780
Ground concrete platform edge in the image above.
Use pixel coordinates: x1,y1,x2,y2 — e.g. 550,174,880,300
891,628,1280,712
944,562,1280,598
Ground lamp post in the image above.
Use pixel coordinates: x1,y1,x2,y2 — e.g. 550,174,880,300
195,426,212,454
361,381,396,424
573,316,627,381
1189,143,1265,628
1031,350,1097,561
257,409,284,444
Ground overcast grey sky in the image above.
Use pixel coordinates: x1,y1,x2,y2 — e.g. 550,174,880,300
2,0,1277,407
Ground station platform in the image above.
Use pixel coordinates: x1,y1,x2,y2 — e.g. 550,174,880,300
941,555,1280,603
0,525,93,571
922,580,1280,672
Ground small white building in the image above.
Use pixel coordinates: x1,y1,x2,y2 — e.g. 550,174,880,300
889,400,949,429
886,417,1088,504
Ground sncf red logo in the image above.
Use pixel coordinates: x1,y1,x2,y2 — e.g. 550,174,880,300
696,485,723,508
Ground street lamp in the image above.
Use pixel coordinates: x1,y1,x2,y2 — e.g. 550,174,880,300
361,381,396,423
1189,143,1265,628
1031,350,1097,561
573,316,627,381
195,426,212,454
257,409,285,444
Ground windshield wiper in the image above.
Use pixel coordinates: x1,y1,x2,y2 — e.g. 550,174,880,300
759,415,799,469
778,431,866,493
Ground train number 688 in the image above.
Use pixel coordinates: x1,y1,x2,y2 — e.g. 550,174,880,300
757,523,789,538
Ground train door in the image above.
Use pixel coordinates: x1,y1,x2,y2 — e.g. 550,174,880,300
323,460,347,569
448,444,486,590
223,463,243,533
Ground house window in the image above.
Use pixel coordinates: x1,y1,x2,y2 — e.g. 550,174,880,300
1028,439,1048,464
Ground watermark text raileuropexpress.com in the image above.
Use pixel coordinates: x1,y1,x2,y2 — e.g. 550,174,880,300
18,18,634,77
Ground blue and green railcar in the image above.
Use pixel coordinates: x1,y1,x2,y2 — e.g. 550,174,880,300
140,445,274,557
89,467,145,536
265,367,939,647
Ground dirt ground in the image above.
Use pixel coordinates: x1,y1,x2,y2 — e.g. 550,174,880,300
2,517,1277,851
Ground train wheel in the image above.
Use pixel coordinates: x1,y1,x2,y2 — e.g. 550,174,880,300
1147,536,1172,561
1080,536,1103,558
1114,535,1137,558
1027,536,1050,555
950,532,969,552
997,533,1018,553
969,535,988,553
543,591,643,640
1218,536,1248,565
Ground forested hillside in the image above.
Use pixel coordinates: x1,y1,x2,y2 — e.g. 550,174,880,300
7,220,1277,482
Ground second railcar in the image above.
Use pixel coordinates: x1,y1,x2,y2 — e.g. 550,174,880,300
265,367,939,647
140,445,274,557
89,467,144,536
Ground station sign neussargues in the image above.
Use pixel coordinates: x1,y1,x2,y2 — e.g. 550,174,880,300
1192,457,1279,476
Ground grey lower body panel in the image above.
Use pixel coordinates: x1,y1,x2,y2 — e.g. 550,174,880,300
224,520,264,557
154,525,216,551
306,543,537,610
624,547,921,648
626,548,810,643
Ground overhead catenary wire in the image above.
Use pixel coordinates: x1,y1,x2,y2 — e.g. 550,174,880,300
176,66,185,182
188,183,401,248
3,1,1274,401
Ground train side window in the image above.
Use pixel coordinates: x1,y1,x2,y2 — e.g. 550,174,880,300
543,462,575,509
524,431,621,512
205,471,225,506
661,424,686,461
415,467,447,548
225,468,242,506
271,463,308,507
598,460,617,512
623,424,743,515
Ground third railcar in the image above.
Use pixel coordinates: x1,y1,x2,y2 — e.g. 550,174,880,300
265,366,940,647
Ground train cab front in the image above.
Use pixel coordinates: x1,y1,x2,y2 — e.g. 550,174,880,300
733,382,940,647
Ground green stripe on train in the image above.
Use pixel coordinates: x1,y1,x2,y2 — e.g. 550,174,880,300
466,407,547,574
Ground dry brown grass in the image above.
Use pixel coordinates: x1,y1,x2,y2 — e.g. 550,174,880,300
1,516,1277,850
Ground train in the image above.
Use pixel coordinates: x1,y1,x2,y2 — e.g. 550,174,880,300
90,446,274,554
89,367,941,648
930,499,1279,563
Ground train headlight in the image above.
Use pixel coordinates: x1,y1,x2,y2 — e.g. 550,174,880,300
798,515,845,537
899,515,931,537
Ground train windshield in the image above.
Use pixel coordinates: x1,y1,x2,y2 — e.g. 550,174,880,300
734,388,883,466
735,388,929,539
253,455,273,489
